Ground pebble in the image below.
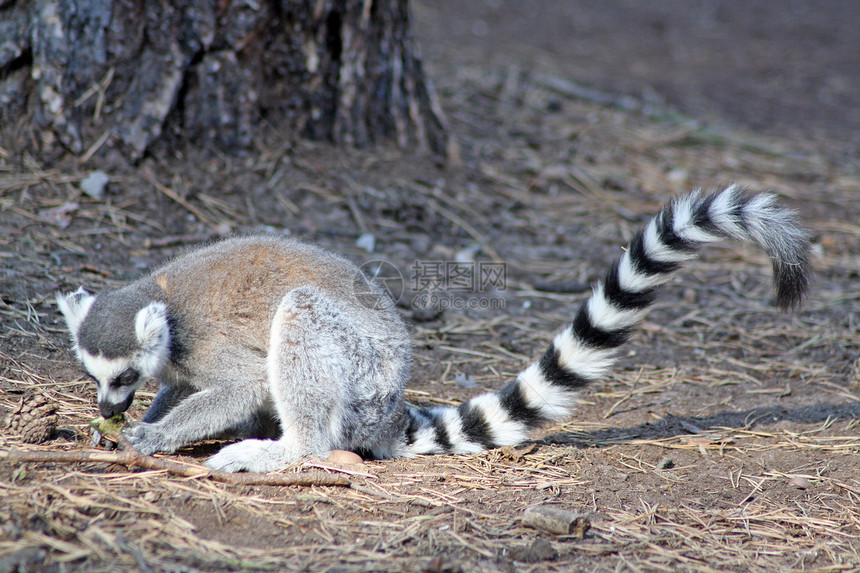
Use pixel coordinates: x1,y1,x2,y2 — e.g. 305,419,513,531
789,477,812,490
80,170,109,199
355,233,375,253
326,450,363,465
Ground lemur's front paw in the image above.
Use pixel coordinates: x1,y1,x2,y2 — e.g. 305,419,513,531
123,422,176,455
205,439,300,473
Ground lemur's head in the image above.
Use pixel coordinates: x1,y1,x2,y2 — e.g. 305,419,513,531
57,287,170,418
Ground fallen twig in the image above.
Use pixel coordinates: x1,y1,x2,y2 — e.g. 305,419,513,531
522,504,591,537
1,440,350,488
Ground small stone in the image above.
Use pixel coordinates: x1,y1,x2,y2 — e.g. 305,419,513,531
789,477,812,490
356,233,375,253
667,167,688,184
326,450,363,465
499,443,537,461
454,372,477,388
454,244,480,263
80,170,110,199
522,505,591,538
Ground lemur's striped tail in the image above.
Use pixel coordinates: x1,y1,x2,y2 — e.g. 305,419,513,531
399,185,811,456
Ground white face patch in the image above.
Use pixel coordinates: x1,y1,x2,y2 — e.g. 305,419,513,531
103,384,137,411
81,349,128,386
80,350,142,404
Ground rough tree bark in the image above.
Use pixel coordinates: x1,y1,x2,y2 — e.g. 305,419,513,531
0,0,449,159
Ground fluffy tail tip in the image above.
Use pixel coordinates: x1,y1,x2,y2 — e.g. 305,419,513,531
772,256,812,311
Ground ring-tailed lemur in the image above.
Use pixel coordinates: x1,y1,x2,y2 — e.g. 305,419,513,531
57,186,811,472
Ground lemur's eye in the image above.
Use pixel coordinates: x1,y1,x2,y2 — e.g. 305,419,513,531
113,369,139,387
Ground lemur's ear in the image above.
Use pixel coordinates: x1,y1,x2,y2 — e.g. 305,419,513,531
56,287,96,347
135,302,171,376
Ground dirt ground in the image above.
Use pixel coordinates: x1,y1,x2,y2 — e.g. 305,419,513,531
2,1,859,572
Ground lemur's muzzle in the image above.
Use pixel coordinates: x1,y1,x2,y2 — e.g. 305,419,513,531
99,393,134,418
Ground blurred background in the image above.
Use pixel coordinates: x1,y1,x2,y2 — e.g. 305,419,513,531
415,0,860,160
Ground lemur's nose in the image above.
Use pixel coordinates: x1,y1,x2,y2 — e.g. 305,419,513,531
99,394,133,418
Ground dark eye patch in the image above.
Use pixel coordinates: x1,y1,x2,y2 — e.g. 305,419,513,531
112,369,140,387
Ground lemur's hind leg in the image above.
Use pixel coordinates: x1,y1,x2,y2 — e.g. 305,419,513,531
205,286,403,473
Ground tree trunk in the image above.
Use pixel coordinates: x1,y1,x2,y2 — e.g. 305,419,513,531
0,0,449,159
